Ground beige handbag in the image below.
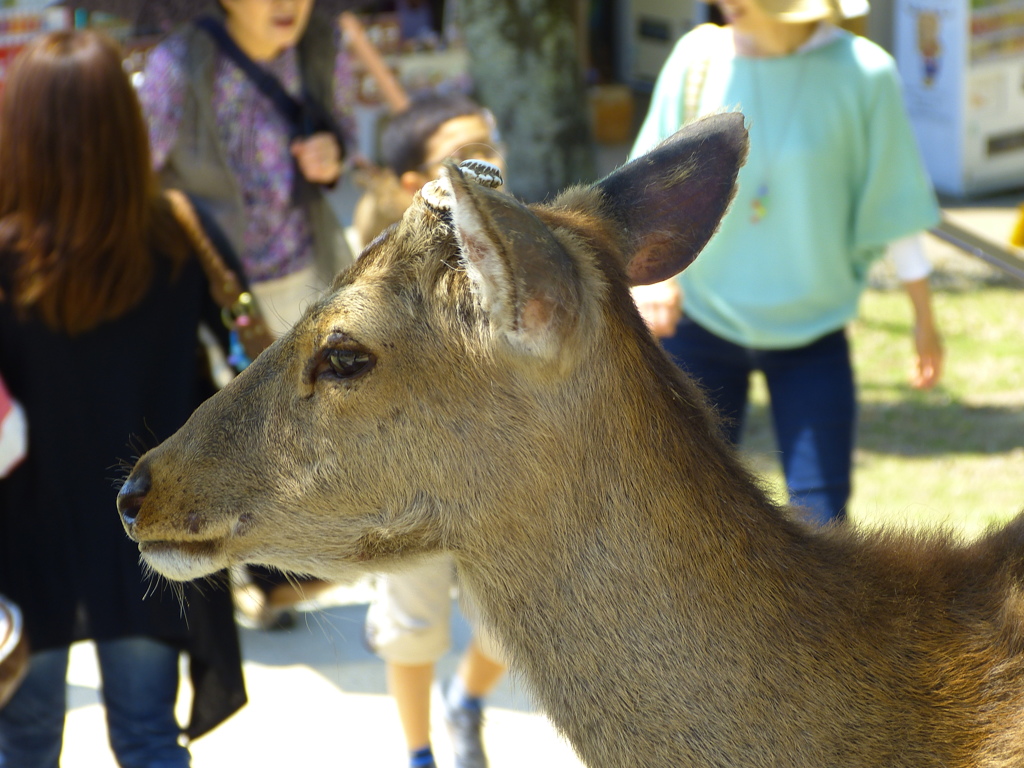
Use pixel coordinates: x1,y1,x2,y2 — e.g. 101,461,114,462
0,594,29,708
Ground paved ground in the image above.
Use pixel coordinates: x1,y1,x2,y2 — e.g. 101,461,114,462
62,144,1023,767
63,580,584,767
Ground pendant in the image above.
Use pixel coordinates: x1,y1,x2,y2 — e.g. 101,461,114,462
751,183,768,224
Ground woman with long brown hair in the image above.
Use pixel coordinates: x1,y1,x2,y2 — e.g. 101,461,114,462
0,30,245,767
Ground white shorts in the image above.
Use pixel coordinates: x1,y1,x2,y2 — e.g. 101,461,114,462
364,554,503,666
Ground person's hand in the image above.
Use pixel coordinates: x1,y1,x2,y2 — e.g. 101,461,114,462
291,132,342,185
911,320,943,389
630,280,682,338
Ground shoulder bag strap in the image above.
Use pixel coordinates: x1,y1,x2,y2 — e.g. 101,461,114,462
194,15,342,145
165,190,275,361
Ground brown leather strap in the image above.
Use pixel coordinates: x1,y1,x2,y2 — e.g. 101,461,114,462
165,189,244,308
164,190,275,360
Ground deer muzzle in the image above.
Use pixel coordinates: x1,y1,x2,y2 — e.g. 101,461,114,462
116,457,235,581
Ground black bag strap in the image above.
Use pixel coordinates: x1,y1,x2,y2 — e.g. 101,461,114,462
186,193,250,290
195,16,343,146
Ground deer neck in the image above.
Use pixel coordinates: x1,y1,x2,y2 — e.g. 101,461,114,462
449,375,797,766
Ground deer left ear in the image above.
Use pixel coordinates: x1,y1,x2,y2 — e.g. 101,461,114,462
426,163,581,360
597,112,749,286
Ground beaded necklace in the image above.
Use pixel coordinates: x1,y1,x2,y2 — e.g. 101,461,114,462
746,54,809,224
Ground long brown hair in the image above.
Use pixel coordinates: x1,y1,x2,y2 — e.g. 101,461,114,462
0,30,188,334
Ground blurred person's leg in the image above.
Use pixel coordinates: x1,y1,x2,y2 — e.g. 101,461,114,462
0,646,68,768
444,639,505,768
97,637,189,768
454,639,504,700
366,557,453,767
662,316,754,445
388,661,436,758
760,329,855,526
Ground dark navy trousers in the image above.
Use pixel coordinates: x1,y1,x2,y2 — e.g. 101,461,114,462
663,317,856,526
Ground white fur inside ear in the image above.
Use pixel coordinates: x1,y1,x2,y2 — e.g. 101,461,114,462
446,167,567,361
451,197,512,329
454,207,562,358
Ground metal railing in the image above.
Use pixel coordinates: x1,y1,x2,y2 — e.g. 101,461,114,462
930,216,1024,285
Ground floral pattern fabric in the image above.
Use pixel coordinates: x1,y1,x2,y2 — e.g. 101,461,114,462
139,33,358,282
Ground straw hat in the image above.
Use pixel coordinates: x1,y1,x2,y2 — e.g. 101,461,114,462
702,0,851,22
757,0,845,22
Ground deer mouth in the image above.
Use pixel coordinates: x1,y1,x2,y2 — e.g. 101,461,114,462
138,538,228,581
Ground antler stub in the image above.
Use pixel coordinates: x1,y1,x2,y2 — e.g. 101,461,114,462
458,159,503,189
421,159,504,214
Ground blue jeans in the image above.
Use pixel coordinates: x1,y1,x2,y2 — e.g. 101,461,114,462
663,317,856,525
0,637,189,768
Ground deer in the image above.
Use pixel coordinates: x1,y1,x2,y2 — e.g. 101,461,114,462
116,112,1024,768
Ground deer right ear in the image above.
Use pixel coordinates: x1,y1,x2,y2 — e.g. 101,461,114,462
423,162,582,362
597,112,749,286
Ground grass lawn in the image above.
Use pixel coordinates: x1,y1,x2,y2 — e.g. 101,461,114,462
739,268,1023,541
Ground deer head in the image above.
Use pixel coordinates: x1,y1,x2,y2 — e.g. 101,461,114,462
116,113,748,583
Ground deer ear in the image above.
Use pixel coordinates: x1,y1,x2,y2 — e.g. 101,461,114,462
427,164,581,359
597,112,749,286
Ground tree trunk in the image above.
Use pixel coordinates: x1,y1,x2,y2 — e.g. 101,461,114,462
459,0,596,202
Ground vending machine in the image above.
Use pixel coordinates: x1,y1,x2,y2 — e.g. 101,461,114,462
895,0,1024,196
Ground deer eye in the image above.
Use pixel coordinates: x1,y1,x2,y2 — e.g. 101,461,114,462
320,347,375,381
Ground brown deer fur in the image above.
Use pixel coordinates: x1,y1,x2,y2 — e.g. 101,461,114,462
117,113,1024,767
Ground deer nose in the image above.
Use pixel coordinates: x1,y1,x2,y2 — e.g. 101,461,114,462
117,467,151,529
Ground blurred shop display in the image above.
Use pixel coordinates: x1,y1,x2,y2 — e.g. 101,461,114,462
0,1,470,164
347,8,470,107
895,0,1024,196
64,0,472,107
343,5,472,160
58,0,372,33
22,2,471,161
0,1,70,87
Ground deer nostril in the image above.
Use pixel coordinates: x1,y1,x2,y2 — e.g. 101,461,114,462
117,470,151,527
